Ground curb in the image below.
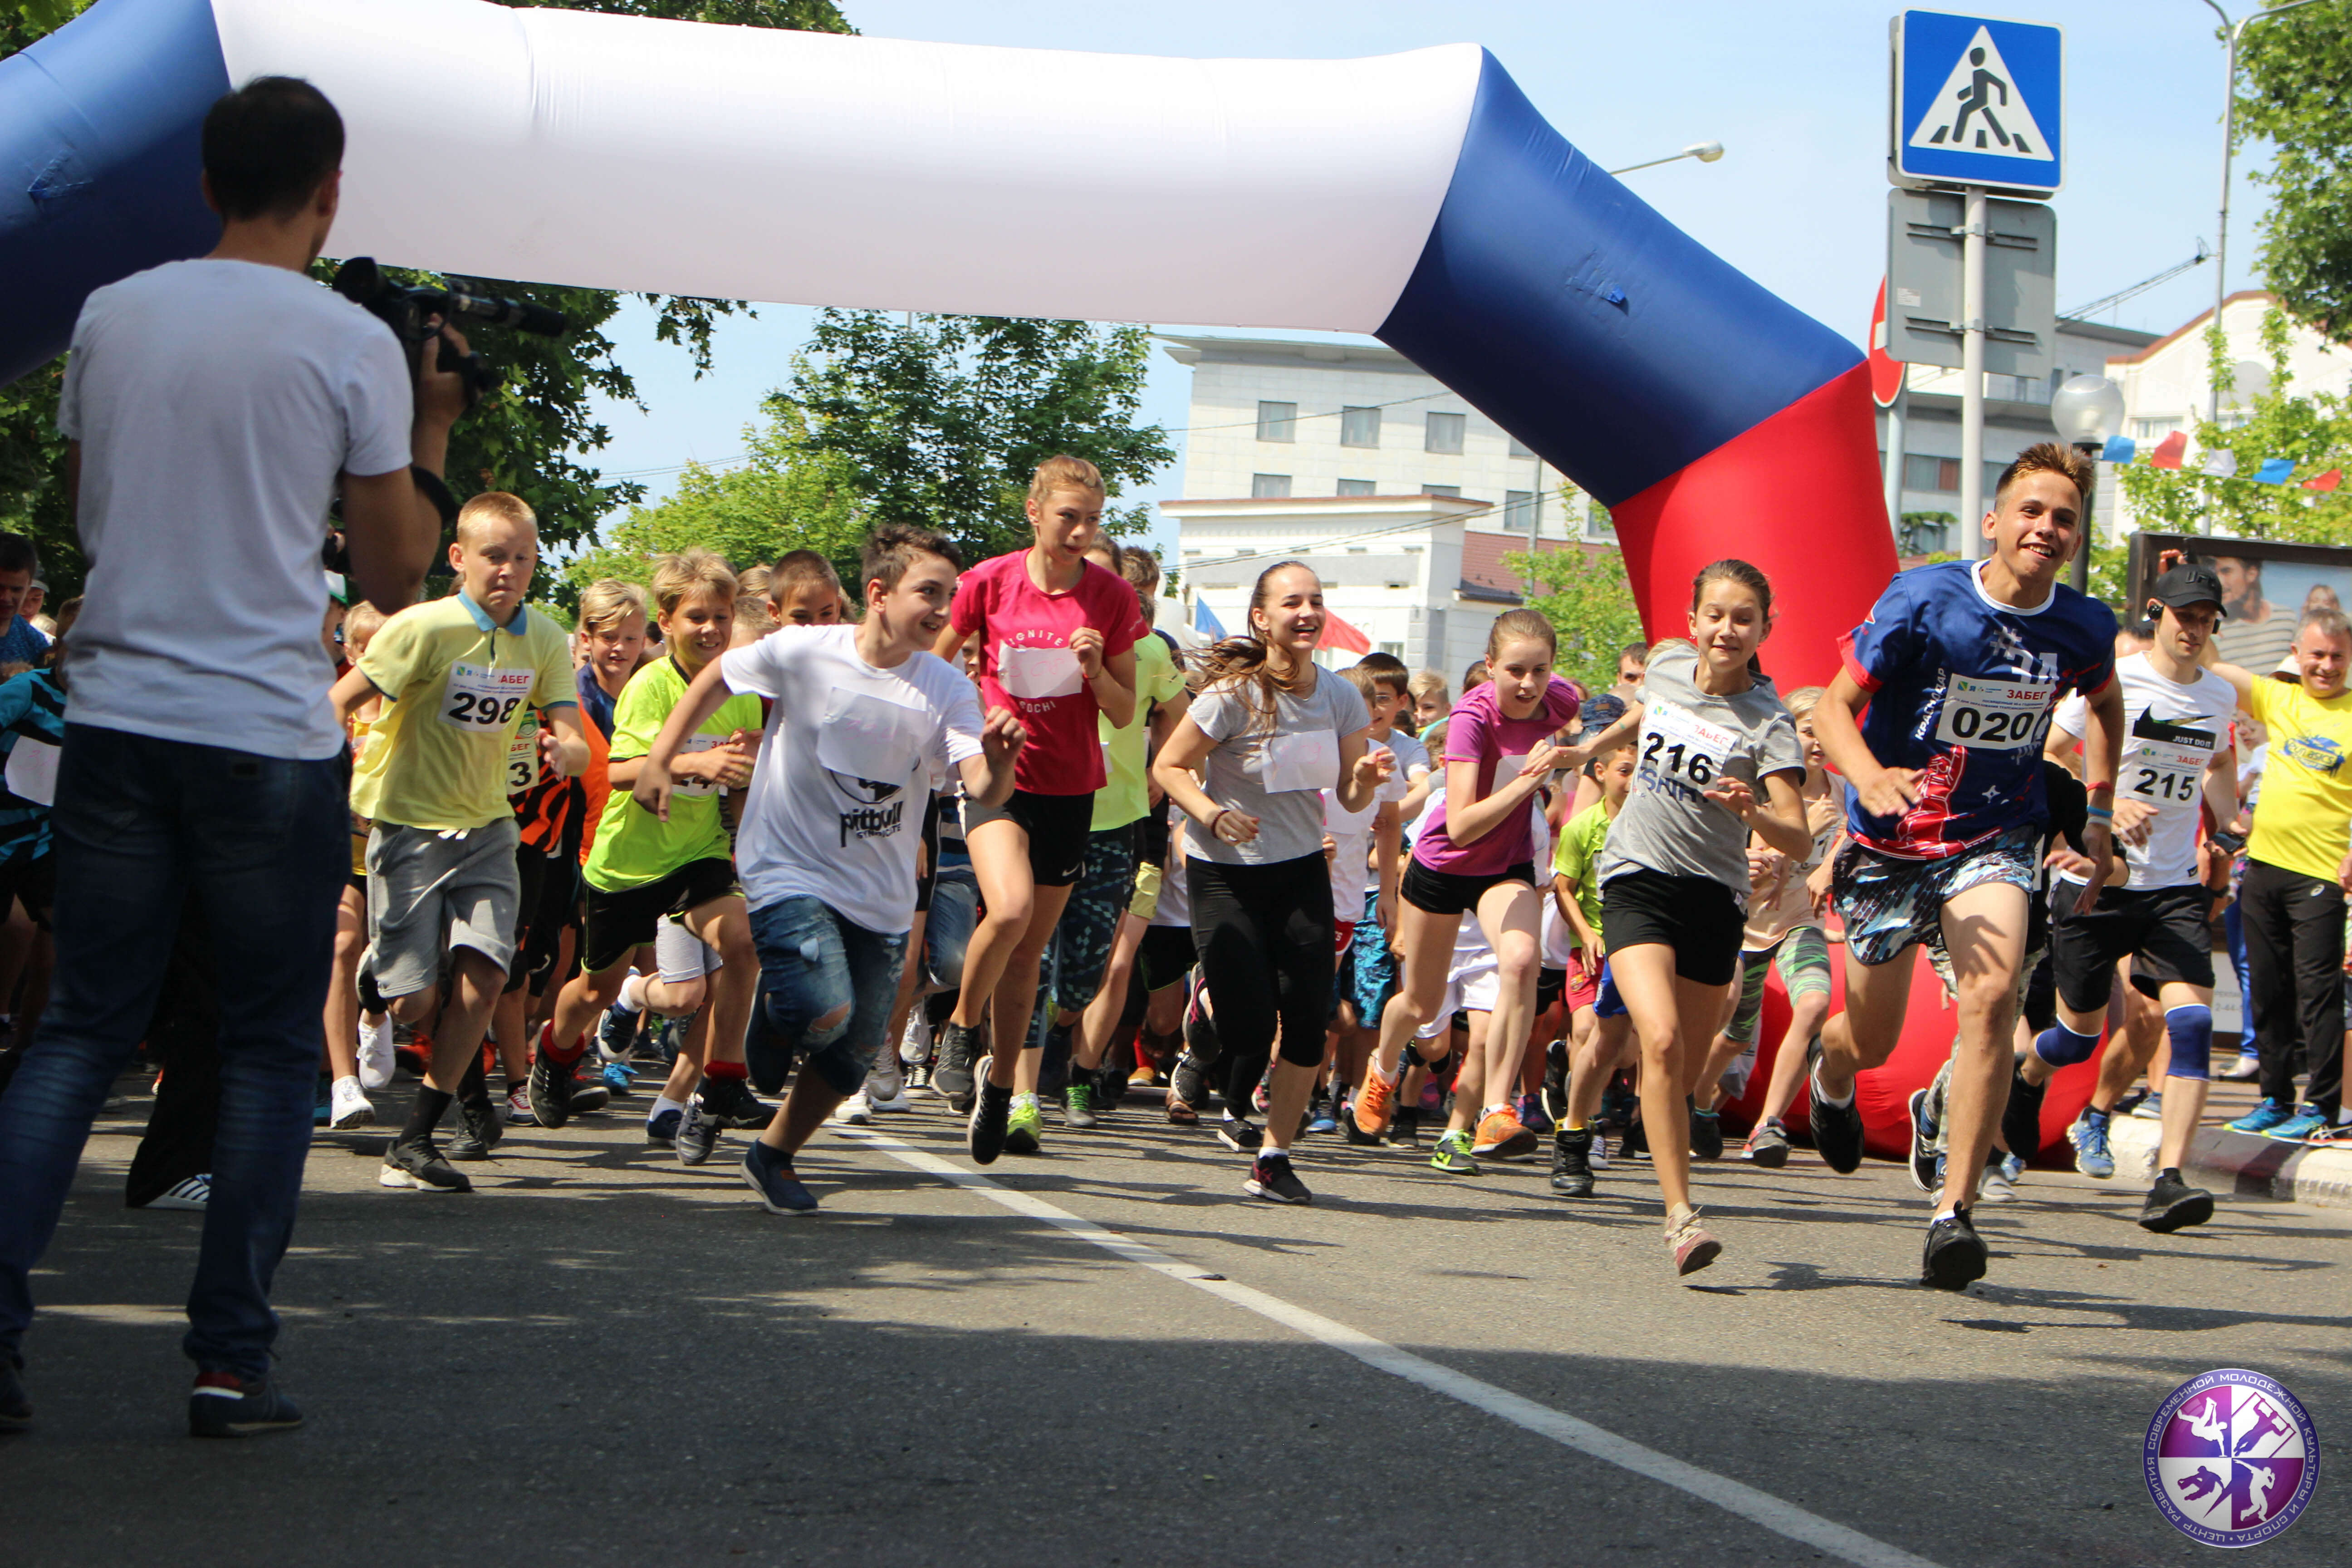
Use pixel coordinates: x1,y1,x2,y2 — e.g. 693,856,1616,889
2107,1114,2352,1210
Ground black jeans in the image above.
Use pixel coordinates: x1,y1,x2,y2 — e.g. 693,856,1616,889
2239,858,2344,1117
1186,853,1334,1105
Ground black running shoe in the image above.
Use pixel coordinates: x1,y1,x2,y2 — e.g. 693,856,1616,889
1389,1105,1423,1149
378,1135,471,1193
1811,1074,1866,1175
1093,1059,1129,1114
2138,1171,2215,1234
189,1371,302,1438
1999,1063,2046,1166
1170,1052,1210,1118
969,1080,1012,1165
566,1078,611,1116
742,1140,818,1215
645,1107,681,1148
1540,1039,1569,1125
701,1074,773,1131
935,1021,981,1113
0,1360,28,1433
1906,1087,1939,1193
446,1094,505,1161
1743,1117,1792,1168
1216,1115,1263,1155
1550,1126,1595,1196
1244,1151,1312,1204
1921,1208,1988,1291
527,1041,577,1130
676,1100,719,1166
1688,1099,1724,1161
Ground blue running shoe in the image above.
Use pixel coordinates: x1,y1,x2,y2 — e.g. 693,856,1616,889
1305,1104,1338,1136
602,1060,635,1098
2267,1107,2328,1142
645,1107,682,1148
742,1140,817,1214
2068,1109,2115,1178
2225,1097,2295,1135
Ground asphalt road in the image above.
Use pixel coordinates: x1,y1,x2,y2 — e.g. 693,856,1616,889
5,1078,2346,1568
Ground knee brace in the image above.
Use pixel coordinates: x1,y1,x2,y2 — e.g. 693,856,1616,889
2163,1004,2213,1082
2032,1022,2101,1068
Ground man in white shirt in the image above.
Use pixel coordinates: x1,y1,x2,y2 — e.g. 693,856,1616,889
0,76,462,1440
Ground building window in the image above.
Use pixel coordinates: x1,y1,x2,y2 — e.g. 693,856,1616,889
1504,490,1536,530
1425,411,1465,454
1583,505,1617,543
1378,641,1405,657
2134,416,2182,441
1340,406,1381,447
1251,473,1292,499
1507,435,1534,459
1255,401,1297,442
1903,454,1960,493
1422,484,1460,498
1336,478,1376,497
1345,545,1369,554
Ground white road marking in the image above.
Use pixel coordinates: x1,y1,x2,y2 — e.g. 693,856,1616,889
840,1127,1949,1568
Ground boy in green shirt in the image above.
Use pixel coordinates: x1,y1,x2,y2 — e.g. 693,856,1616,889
1548,741,1636,1197
330,492,585,1193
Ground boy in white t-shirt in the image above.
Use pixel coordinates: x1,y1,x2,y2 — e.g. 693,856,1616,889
634,524,1026,1214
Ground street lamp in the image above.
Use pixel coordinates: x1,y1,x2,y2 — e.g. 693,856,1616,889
1607,140,1725,176
2197,0,2339,426
2051,374,2126,593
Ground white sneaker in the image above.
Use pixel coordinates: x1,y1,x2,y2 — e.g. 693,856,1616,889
329,1075,375,1129
899,1014,932,1070
146,1175,210,1211
834,1088,874,1126
357,1018,395,1090
868,1070,913,1114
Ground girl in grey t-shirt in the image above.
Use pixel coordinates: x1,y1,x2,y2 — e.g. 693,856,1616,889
1152,562,1386,1205
1563,560,1811,1281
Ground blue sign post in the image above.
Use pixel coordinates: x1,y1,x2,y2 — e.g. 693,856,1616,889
1892,10,2063,196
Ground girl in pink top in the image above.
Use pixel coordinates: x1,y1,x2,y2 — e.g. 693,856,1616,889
929,456,1140,1163
1353,610,1580,1167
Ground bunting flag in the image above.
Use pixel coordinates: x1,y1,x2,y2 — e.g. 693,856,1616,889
1318,607,1373,654
2307,469,2343,492
2148,431,2188,469
2101,435,2135,463
2200,449,2238,479
2252,457,2297,485
1193,598,1225,639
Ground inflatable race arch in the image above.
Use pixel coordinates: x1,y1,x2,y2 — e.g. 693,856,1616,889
0,0,2106,1161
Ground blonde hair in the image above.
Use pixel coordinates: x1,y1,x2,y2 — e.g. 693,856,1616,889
455,490,536,548
736,564,773,604
577,579,647,637
343,601,387,657
1408,670,1448,708
734,594,780,638
1029,454,1105,507
649,548,737,618
1783,685,1824,722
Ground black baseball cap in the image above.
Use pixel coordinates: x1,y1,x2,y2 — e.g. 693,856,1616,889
2149,561,2227,618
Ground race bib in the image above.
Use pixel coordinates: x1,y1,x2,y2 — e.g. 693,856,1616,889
440,661,536,733
2125,724,2217,813
998,643,1084,702
1263,729,1340,794
505,710,542,796
671,735,725,798
1933,675,2055,750
1639,699,1740,791
4,736,58,808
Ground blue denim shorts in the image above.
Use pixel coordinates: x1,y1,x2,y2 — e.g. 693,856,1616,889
1833,825,2041,970
1338,887,1396,1025
750,896,909,1096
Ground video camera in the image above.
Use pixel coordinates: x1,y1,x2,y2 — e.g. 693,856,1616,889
331,256,568,405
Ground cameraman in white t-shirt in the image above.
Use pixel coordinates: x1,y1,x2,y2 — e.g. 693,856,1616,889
0,76,465,1441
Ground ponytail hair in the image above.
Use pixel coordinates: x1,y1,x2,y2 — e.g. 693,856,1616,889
1190,560,1321,730
1691,558,1775,683
1485,607,1558,664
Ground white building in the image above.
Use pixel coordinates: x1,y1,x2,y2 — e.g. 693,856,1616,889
1161,334,1605,680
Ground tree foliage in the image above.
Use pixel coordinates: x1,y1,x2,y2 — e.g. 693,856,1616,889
2238,5,2352,343
2116,308,2352,545
1507,541,1644,696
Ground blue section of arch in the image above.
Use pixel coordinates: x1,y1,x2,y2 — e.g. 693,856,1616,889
0,0,229,386
1375,50,1862,509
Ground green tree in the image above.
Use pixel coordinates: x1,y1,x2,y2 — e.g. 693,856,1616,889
2238,5,2352,342
778,310,1176,568
1506,539,1645,695
2115,307,2352,545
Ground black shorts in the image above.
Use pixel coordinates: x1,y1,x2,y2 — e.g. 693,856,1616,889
1401,858,1536,918
961,789,1092,887
0,852,55,931
1138,923,1198,994
1137,800,1171,870
1600,868,1745,986
581,856,739,976
510,848,578,996
1536,965,1565,1014
914,794,944,916
2050,882,2215,1015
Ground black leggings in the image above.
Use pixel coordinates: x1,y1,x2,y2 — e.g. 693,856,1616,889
1187,853,1334,1104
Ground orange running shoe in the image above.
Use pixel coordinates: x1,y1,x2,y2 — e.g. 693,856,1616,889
1472,1106,1538,1161
1353,1071,1396,1136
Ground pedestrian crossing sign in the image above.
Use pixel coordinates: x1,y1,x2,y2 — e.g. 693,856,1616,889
1892,10,2062,196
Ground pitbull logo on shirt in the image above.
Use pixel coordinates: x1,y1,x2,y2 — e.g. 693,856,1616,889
829,769,905,847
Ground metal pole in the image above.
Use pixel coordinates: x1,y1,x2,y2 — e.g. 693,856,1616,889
1882,382,1907,549
1959,184,1988,561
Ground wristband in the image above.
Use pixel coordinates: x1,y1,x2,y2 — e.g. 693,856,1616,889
1209,807,1230,840
2085,805,2113,825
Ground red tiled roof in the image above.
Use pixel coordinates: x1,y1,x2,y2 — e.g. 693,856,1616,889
2103,290,2274,367
1458,529,1592,595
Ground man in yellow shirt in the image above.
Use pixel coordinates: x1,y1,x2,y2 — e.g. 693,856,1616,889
331,493,585,1191
2208,609,2352,1144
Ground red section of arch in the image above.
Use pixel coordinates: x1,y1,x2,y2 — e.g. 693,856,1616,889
1609,362,1894,693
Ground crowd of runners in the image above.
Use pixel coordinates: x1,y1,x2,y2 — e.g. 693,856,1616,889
4,78,2350,1440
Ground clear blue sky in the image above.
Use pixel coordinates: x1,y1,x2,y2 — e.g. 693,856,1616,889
580,0,2288,564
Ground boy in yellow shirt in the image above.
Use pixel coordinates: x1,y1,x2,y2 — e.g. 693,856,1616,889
331,493,585,1192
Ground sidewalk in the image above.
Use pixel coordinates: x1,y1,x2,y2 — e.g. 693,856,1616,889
2107,1107,2352,1210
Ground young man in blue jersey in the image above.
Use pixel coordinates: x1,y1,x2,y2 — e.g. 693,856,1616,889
1813,442,2123,1289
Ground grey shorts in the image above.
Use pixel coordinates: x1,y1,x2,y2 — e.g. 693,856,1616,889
365,818,522,999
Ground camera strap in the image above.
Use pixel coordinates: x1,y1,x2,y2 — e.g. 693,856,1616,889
411,466,459,529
